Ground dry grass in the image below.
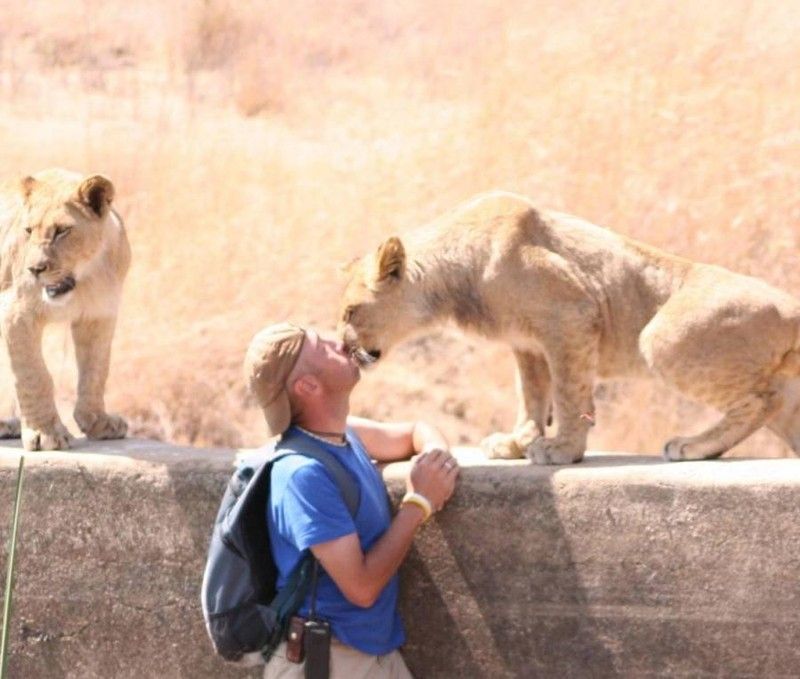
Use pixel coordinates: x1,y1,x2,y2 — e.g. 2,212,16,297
1,0,799,455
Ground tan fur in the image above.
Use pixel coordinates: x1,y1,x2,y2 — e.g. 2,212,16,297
338,191,800,463
0,169,131,450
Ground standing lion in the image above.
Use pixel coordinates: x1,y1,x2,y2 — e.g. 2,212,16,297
0,169,130,451
338,191,800,464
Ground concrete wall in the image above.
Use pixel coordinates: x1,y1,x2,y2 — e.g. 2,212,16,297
1,439,799,678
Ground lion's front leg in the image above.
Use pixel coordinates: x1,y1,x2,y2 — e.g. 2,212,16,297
2,318,72,451
72,316,127,440
525,341,597,465
482,349,551,459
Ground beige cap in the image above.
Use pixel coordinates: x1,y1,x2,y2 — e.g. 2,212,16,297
243,322,307,437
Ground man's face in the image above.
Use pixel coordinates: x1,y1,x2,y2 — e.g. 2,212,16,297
295,329,361,395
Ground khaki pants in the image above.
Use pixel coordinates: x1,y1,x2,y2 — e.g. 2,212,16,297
264,639,414,679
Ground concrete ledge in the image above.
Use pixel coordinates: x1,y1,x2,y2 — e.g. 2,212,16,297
1,440,800,678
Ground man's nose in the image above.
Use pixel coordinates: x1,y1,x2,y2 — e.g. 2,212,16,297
28,262,48,277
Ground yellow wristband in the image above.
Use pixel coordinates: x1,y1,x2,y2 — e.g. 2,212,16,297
401,492,433,522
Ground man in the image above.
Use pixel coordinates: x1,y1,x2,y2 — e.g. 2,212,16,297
244,322,459,679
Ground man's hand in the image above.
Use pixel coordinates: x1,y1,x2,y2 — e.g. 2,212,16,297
407,448,459,513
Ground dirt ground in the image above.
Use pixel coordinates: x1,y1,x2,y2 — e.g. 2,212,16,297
1,0,799,456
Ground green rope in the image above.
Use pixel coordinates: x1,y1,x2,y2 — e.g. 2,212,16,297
1,455,25,679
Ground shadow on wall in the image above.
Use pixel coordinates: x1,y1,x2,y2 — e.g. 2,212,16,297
398,463,618,679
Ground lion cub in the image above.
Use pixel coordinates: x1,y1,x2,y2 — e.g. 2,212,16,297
338,191,800,464
0,169,130,451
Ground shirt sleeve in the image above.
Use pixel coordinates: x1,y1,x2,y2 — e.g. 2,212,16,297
275,461,357,551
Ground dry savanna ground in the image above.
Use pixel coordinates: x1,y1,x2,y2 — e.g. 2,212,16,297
1,0,799,456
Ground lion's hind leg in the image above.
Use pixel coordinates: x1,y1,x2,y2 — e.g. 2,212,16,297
640,282,795,461
663,392,779,461
766,376,800,454
0,417,20,439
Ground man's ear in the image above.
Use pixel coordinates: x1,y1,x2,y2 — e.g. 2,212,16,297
373,236,405,283
77,174,115,217
291,374,320,398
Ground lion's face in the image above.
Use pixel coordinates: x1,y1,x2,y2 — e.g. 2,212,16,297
337,236,418,366
18,173,115,304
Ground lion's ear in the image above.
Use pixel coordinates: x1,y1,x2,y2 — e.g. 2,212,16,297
77,175,115,217
374,237,406,283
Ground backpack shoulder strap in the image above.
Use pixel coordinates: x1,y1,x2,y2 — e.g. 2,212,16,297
275,431,360,518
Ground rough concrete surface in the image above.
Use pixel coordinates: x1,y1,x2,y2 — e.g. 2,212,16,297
1,439,799,678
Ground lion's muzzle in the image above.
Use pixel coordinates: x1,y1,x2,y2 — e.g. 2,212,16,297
349,346,381,367
44,275,76,299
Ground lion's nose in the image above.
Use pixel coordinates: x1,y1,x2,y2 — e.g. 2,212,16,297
28,262,48,277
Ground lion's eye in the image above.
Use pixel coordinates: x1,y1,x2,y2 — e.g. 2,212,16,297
344,306,356,323
24,227,32,235
53,226,71,241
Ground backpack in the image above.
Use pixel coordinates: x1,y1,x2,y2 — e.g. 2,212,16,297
201,429,360,666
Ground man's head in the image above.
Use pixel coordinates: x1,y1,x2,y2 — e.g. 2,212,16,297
244,322,360,436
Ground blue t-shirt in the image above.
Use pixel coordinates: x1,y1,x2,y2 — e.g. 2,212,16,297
267,425,405,655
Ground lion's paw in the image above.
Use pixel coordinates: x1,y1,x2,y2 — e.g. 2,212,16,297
662,438,687,461
0,417,21,439
526,437,584,465
76,411,128,440
480,432,525,459
662,437,723,461
22,421,73,451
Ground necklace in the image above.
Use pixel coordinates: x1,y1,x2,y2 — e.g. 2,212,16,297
296,426,347,446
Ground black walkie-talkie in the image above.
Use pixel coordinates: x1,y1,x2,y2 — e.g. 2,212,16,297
304,560,331,679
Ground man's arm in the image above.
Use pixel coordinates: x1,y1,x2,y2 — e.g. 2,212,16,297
311,504,425,608
348,416,449,462
311,448,457,608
